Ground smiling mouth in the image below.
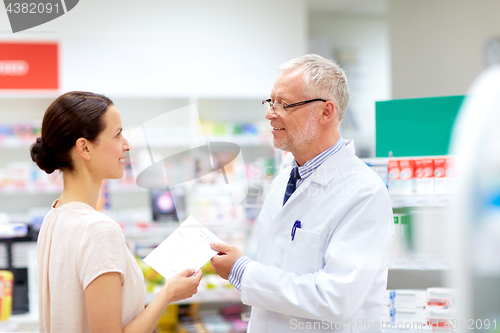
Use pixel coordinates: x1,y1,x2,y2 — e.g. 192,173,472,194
119,157,125,163
273,127,285,130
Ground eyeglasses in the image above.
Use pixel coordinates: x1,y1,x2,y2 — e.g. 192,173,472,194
262,98,327,114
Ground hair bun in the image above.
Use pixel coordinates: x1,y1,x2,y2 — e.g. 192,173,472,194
30,137,59,174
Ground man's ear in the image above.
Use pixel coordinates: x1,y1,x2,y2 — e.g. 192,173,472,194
319,100,337,125
74,137,92,161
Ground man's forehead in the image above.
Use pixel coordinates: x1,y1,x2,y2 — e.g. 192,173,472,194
271,69,305,98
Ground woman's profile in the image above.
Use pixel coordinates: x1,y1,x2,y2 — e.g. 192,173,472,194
31,91,202,333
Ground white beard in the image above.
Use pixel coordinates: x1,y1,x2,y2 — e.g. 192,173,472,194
272,113,318,154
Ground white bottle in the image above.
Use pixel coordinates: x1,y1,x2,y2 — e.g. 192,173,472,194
448,65,500,332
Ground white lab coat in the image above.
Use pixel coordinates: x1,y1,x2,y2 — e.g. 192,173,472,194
241,141,394,332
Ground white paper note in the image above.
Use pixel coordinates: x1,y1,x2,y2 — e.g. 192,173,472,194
143,216,225,280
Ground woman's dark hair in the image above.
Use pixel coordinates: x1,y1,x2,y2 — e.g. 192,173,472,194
30,91,113,174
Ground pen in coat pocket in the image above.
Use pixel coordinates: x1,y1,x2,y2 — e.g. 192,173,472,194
291,220,301,241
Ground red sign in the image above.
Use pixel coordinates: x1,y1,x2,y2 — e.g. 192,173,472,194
0,42,58,89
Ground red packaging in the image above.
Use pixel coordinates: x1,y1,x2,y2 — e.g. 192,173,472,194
388,160,400,181
415,159,434,179
415,159,435,194
433,159,446,178
446,158,456,177
435,157,456,194
399,159,415,180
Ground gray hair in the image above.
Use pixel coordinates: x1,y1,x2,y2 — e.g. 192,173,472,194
278,54,349,122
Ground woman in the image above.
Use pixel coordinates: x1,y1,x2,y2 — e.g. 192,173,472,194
30,91,202,333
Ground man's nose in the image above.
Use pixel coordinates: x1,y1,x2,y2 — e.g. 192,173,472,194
265,106,277,120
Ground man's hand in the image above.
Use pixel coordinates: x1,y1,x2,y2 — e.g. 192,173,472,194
210,243,244,280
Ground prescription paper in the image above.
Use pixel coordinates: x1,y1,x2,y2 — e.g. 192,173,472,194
143,216,224,280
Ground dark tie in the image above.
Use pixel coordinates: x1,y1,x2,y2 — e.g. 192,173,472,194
283,167,301,206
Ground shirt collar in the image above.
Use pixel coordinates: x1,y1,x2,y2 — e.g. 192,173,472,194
292,135,345,181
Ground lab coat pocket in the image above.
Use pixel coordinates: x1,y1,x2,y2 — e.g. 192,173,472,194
279,228,321,275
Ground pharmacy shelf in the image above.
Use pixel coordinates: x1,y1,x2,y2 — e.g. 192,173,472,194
389,256,453,270
145,288,241,305
391,194,452,208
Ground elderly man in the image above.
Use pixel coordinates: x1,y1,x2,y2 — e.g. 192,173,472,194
211,54,393,332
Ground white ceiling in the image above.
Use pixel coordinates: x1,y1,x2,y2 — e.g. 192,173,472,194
308,0,388,15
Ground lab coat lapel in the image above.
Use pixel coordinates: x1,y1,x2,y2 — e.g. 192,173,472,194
260,169,289,225
307,139,356,186
271,141,356,233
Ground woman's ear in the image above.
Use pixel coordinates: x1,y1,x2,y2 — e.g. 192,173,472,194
74,138,92,161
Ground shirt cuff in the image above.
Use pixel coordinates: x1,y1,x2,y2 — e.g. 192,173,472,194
228,255,252,291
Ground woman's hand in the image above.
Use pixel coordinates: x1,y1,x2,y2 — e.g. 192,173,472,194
164,268,203,303
123,268,202,333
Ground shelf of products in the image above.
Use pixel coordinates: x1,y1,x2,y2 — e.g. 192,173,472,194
381,288,458,331
364,156,456,208
364,157,456,276
390,194,452,208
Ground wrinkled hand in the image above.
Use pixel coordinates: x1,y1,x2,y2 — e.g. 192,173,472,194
164,268,203,303
210,242,243,280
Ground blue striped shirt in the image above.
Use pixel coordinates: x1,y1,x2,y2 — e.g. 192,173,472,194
227,136,346,291
293,135,345,187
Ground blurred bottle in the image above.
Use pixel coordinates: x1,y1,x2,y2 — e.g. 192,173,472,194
0,270,13,321
448,66,500,332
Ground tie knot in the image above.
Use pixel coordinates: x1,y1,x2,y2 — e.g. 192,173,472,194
290,167,301,181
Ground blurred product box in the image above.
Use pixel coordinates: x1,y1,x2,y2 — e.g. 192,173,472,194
415,159,435,194
0,270,13,321
399,159,415,195
381,305,391,324
394,309,428,329
392,214,402,255
156,304,179,332
427,306,456,328
400,214,411,251
385,289,427,310
6,162,30,188
388,160,400,195
427,287,457,307
391,213,411,255
383,288,457,329
434,158,456,194
382,292,427,328
433,158,447,194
